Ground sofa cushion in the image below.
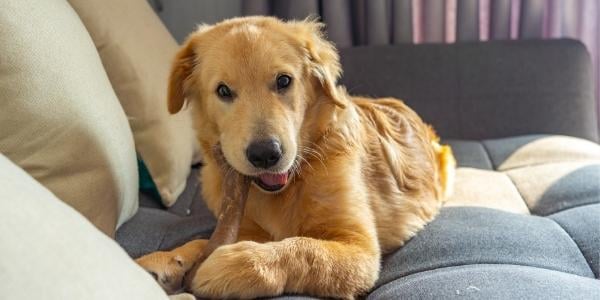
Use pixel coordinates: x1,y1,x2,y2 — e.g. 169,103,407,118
445,135,600,214
507,162,600,215
0,0,138,235
550,205,600,278
481,135,600,170
0,154,167,300
339,41,599,142
444,140,493,170
368,264,600,300
377,207,595,287
68,0,199,207
444,168,529,214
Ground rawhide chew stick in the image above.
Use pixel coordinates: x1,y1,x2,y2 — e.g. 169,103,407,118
184,145,251,289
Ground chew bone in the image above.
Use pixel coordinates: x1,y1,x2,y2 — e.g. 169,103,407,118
183,145,251,289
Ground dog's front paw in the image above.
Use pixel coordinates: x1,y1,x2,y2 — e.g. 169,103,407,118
136,251,189,294
189,241,286,299
137,239,208,294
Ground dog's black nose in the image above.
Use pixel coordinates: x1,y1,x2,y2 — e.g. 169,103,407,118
246,139,282,169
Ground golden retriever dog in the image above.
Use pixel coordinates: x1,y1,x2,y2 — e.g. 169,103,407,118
136,16,455,299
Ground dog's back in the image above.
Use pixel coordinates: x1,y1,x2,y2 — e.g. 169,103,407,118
352,96,455,253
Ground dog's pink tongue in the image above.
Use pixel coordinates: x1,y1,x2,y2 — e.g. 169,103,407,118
259,173,288,186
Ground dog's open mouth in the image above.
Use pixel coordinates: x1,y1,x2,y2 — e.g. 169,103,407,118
253,172,291,192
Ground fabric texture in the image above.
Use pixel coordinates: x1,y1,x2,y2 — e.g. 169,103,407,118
0,0,138,235
68,0,199,207
368,264,600,300
117,168,217,258
550,205,600,278
446,135,600,216
0,155,167,299
443,168,529,214
482,135,600,170
339,40,598,142
377,207,595,286
507,161,600,216
442,140,492,169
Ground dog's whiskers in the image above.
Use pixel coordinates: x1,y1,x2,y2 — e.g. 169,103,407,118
301,145,326,170
307,141,326,158
297,154,314,173
293,157,303,177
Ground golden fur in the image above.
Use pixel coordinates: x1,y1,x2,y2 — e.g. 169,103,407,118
136,16,455,299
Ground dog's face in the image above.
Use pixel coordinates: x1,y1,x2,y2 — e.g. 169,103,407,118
167,17,344,193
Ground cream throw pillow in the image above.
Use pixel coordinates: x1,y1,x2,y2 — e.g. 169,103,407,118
0,0,138,235
68,0,199,207
0,154,168,299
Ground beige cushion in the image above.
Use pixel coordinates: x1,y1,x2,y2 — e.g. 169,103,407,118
506,161,600,216
484,135,600,171
448,135,600,216
68,0,198,206
0,155,167,299
0,0,138,235
444,168,530,214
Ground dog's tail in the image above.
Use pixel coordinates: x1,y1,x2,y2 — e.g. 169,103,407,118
428,127,456,200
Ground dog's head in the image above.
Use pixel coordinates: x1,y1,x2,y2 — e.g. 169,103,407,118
167,16,345,193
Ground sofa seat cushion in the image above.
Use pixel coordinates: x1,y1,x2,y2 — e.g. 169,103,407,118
444,168,529,214
480,135,600,171
378,207,595,286
446,134,600,170
117,134,600,298
445,134,600,215
368,264,600,300
506,162,600,215
550,205,600,278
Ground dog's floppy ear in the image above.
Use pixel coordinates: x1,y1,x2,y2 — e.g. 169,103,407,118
290,19,346,108
167,25,213,114
167,38,196,114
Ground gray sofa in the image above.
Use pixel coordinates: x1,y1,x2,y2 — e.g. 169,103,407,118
117,39,600,299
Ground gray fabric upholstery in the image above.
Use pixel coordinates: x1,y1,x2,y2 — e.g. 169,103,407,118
116,207,215,259
550,205,600,278
339,40,599,142
368,265,600,300
377,207,595,287
117,168,216,258
481,135,600,170
443,140,492,170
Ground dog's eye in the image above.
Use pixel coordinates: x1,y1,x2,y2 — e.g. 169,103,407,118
276,74,292,91
216,84,234,100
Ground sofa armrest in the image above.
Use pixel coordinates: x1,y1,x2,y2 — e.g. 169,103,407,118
339,39,598,142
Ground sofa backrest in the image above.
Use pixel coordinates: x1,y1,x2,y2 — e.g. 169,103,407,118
339,39,598,142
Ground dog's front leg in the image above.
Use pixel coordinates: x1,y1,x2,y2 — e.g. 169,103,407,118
136,239,208,294
189,234,380,299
